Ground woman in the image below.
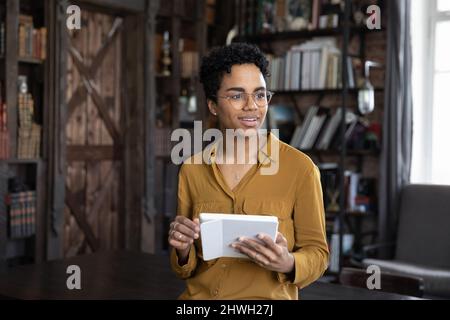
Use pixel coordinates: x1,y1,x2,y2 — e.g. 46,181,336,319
168,43,329,300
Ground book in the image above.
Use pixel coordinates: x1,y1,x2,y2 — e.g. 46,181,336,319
199,213,279,261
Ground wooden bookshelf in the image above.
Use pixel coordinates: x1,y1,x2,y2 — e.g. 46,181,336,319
0,0,47,271
274,88,384,95
235,0,386,276
235,26,385,43
153,0,209,253
301,148,380,157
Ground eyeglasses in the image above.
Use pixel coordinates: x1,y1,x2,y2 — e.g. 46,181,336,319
213,90,274,110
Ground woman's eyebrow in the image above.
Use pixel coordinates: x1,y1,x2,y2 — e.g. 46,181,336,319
225,87,266,92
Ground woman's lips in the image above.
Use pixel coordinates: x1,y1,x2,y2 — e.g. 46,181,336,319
238,116,259,127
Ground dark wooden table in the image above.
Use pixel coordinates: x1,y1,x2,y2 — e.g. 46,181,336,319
0,251,421,300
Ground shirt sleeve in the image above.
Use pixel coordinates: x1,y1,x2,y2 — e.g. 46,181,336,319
170,164,198,279
284,165,330,288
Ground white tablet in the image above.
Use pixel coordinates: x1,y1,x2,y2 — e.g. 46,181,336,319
199,213,279,261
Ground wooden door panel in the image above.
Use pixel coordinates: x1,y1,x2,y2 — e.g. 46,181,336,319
63,8,123,257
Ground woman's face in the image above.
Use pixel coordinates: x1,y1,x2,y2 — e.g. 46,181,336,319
208,63,268,134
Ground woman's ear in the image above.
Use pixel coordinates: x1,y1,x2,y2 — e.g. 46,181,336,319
207,99,218,116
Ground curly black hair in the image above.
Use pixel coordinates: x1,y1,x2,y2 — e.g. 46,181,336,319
199,42,270,103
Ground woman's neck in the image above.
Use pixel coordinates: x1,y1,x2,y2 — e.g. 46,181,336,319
220,130,260,165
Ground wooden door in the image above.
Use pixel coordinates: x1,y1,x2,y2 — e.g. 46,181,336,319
64,8,124,256
46,0,158,259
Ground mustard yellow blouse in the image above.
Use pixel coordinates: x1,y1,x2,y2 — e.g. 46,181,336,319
170,133,329,300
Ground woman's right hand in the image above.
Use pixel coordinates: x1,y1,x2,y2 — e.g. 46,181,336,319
168,216,200,264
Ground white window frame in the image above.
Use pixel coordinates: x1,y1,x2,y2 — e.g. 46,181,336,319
412,0,450,184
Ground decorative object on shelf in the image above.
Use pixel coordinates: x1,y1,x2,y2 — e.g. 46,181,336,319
327,188,340,212
259,0,276,33
161,31,171,76
17,75,28,94
358,60,381,115
17,91,41,159
286,0,311,31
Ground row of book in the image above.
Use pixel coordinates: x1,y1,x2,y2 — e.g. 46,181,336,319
266,38,361,91
328,232,354,273
18,124,41,159
181,51,199,79
289,106,381,152
18,14,47,60
6,191,37,239
18,93,34,128
0,130,9,159
238,0,343,36
319,162,377,213
290,106,346,150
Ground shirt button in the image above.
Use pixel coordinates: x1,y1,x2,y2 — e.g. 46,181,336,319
213,289,219,296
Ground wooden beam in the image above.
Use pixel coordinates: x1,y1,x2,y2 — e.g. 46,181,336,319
170,1,181,128
47,0,69,260
90,18,123,70
68,45,122,145
67,145,121,161
5,0,19,158
76,0,145,12
195,0,208,124
142,0,160,253
65,186,100,251
68,46,91,77
122,14,145,251
66,19,121,120
88,164,116,219
0,164,9,271
86,81,122,145
67,85,87,119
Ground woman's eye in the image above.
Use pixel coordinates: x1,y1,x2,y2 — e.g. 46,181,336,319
230,94,243,100
255,92,266,100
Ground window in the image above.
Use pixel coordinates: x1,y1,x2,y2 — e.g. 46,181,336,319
411,0,450,184
438,0,450,11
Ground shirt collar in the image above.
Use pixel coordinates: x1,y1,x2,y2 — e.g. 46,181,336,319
203,132,277,167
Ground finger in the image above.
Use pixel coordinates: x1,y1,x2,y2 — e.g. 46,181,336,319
171,230,193,244
232,242,270,266
174,223,199,240
175,216,199,233
237,238,276,264
275,232,288,247
193,218,201,235
168,238,190,250
256,233,283,256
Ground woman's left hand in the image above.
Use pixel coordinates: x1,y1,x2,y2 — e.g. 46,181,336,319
231,232,295,274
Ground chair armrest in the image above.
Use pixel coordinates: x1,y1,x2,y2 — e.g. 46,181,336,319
362,242,396,258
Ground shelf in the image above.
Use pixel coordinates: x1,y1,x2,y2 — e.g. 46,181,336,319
1,158,41,164
0,55,44,65
273,88,384,95
300,148,380,157
234,26,385,43
18,56,44,64
326,210,376,217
